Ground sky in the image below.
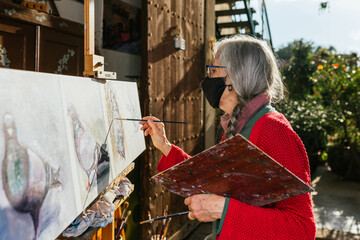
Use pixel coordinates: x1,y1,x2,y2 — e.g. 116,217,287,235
251,0,360,54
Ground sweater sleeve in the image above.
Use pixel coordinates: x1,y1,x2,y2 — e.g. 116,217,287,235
218,113,316,240
156,144,192,172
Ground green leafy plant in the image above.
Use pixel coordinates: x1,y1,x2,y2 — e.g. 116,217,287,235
311,54,360,179
279,39,317,100
275,98,329,174
277,40,360,180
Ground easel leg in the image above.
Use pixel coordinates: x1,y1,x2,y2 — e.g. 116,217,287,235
102,220,115,240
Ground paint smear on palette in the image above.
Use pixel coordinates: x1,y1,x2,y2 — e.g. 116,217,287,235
152,134,314,207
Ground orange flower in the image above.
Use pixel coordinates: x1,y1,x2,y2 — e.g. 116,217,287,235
317,64,324,70
333,63,339,69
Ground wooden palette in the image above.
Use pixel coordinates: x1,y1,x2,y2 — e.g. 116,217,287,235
152,134,314,207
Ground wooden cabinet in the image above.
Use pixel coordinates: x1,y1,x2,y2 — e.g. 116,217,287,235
0,17,35,70
0,1,84,76
39,27,83,76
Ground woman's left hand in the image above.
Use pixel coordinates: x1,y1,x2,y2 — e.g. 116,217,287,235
184,194,226,222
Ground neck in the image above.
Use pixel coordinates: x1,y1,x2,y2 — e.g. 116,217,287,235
220,92,271,134
221,100,239,115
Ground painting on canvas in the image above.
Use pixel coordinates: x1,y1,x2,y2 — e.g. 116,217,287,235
104,81,145,175
0,69,79,240
0,68,145,239
61,77,112,208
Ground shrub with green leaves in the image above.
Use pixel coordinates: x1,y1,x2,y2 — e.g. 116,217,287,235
311,54,360,179
275,98,329,173
279,39,317,100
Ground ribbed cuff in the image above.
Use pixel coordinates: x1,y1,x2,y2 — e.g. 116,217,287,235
215,197,229,235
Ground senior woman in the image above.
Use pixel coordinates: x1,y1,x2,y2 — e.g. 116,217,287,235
140,35,316,240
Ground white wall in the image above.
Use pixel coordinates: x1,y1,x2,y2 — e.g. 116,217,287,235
55,0,142,80
55,0,84,24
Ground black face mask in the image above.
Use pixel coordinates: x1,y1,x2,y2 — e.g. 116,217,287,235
201,76,228,109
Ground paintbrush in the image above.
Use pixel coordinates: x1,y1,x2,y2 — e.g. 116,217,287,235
162,218,171,240
159,205,168,240
140,211,190,224
148,210,155,239
120,202,129,220
115,202,129,239
155,226,158,240
114,118,188,124
116,211,131,240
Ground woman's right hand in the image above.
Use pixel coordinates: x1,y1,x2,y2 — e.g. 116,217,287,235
140,116,172,156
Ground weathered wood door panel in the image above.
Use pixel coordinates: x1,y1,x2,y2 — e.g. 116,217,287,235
141,0,205,238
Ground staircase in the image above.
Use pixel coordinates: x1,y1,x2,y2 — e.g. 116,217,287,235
215,0,273,48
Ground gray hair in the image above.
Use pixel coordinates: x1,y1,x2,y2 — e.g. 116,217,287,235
213,35,284,138
214,34,284,103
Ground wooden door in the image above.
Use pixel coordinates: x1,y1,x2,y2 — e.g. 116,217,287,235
140,0,205,238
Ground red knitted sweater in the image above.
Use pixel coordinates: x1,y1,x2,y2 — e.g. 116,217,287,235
157,112,316,239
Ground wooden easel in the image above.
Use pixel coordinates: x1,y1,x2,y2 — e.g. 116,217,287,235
57,163,135,240
88,163,135,240
84,1,133,237
83,0,116,79
57,2,134,239
82,2,134,238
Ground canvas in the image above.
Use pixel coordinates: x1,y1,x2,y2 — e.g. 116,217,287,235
0,70,78,240
61,78,111,208
0,68,145,240
104,81,145,175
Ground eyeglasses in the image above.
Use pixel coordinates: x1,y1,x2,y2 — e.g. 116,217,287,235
206,65,227,78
